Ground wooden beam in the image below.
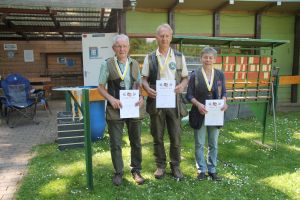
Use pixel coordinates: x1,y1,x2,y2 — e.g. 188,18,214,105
105,9,118,32
59,32,66,40
0,25,106,32
100,8,105,29
214,1,230,13
0,36,81,41
168,0,179,33
213,12,220,37
213,2,229,37
16,31,28,40
168,10,175,32
292,15,300,103
10,19,103,23
0,13,8,22
0,0,123,9
279,76,300,85
47,7,60,28
254,13,262,39
255,4,276,42
117,9,126,34
256,2,277,14
0,8,53,15
1,13,14,28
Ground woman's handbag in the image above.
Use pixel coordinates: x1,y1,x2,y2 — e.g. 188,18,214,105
188,106,203,129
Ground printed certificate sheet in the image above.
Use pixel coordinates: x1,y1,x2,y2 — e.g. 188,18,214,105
119,90,139,119
204,99,225,126
156,80,176,108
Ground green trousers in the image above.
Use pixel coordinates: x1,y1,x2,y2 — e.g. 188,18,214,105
107,119,142,174
149,108,182,169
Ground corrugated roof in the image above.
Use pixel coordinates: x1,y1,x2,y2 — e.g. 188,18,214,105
0,4,118,40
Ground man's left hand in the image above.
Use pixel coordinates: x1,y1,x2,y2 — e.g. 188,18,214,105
135,96,144,107
175,83,185,93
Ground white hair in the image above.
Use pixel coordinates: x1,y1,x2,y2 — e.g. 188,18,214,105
156,23,173,35
112,34,129,46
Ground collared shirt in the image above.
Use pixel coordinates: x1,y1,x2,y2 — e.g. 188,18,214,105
98,57,141,90
142,48,188,80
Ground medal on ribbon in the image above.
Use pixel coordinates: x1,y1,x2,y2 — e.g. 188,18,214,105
114,56,129,82
157,48,172,73
120,81,125,88
201,67,214,98
207,91,213,99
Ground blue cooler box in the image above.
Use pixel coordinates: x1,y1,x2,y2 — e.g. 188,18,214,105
89,101,106,141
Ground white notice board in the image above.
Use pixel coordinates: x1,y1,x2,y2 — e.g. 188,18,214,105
82,33,117,86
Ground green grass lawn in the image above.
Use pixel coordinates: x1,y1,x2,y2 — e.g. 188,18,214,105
16,112,300,200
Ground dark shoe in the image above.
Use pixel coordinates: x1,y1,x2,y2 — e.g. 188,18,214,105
171,166,184,180
113,173,122,186
154,168,165,179
208,173,221,181
132,172,145,185
197,172,207,181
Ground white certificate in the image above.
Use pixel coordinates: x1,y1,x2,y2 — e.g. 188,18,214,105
204,99,225,126
119,90,139,119
156,80,176,108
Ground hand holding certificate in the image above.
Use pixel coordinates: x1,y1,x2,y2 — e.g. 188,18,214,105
156,80,176,108
119,90,139,119
204,99,225,126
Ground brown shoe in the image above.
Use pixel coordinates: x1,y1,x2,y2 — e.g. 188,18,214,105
171,166,184,180
154,168,165,179
132,172,145,185
112,173,122,186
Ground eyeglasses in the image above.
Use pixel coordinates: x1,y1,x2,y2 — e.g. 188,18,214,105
114,45,129,49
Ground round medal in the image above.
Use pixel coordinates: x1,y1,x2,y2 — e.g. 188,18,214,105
120,81,125,88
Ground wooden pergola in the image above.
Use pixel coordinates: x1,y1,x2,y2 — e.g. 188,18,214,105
0,0,124,40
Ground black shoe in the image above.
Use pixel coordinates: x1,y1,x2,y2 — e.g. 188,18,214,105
197,172,207,181
208,173,221,181
132,172,145,185
113,173,122,186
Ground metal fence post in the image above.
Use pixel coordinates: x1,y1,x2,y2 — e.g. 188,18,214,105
82,89,93,190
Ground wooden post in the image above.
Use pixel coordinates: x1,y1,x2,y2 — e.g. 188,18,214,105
292,15,300,103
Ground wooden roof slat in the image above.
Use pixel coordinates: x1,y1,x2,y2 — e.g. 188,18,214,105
214,1,230,12
0,8,50,14
0,25,111,32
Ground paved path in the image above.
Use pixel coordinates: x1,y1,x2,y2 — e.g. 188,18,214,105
0,100,64,200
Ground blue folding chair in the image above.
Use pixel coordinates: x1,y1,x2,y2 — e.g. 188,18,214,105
1,74,38,128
